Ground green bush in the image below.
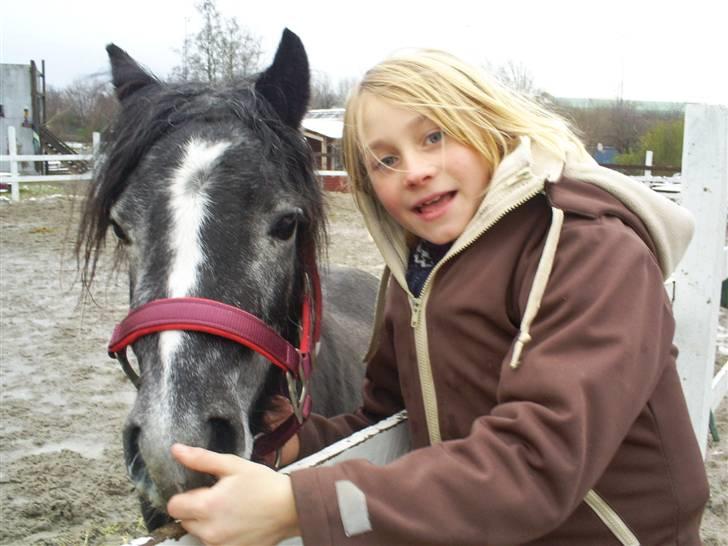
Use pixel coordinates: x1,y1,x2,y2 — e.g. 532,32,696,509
615,118,684,168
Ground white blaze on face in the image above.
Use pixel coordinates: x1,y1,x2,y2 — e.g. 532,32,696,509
159,138,231,404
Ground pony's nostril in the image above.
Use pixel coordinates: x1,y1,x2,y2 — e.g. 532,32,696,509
207,418,237,454
124,426,145,480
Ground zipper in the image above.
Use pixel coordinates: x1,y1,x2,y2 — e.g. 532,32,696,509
407,185,545,326
407,184,545,445
409,297,422,328
583,490,640,546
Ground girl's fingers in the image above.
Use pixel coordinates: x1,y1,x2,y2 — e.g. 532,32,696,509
171,444,241,478
167,487,208,520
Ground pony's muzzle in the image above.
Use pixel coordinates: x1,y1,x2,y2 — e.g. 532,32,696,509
123,415,242,508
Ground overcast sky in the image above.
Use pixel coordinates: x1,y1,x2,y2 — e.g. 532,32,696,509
1,0,726,104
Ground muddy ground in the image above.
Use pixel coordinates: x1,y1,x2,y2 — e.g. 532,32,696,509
0,190,726,545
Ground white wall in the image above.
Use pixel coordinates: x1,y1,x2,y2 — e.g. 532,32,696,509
0,63,35,174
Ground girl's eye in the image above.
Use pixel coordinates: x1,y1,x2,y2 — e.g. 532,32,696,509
372,156,396,171
379,156,397,167
426,130,443,145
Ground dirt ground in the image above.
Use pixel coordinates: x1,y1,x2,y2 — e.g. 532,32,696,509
0,190,726,545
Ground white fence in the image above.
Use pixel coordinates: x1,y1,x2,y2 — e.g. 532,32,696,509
0,127,100,201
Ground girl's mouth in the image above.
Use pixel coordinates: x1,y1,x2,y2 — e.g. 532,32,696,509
414,191,456,218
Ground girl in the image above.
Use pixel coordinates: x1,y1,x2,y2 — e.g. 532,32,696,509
167,49,709,545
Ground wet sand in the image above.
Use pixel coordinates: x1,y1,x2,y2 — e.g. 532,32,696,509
0,191,725,545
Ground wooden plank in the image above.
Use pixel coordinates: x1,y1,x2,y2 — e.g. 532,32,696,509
282,411,409,472
1,173,93,183
672,104,728,456
0,153,94,161
315,169,347,176
713,363,728,412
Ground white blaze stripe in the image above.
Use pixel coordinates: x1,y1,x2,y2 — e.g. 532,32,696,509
160,138,231,395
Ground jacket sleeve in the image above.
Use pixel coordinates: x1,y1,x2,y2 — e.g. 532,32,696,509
296,285,406,458
290,215,677,545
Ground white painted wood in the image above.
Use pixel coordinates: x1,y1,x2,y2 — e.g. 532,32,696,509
281,411,410,473
644,149,653,176
0,153,94,161
92,131,101,159
673,104,728,456
315,169,348,176
1,173,94,183
713,363,728,412
1,128,99,200
8,126,19,201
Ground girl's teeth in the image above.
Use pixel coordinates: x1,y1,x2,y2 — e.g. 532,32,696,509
421,195,442,208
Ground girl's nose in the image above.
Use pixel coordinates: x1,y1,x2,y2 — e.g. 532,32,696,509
403,156,436,188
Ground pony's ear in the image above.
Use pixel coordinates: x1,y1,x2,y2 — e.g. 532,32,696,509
106,44,159,101
254,29,310,128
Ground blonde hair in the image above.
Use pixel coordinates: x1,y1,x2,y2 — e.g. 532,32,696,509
342,49,588,197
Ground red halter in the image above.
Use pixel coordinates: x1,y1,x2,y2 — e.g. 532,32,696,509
107,253,322,461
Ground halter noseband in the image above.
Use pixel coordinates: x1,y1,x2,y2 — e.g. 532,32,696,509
107,253,322,462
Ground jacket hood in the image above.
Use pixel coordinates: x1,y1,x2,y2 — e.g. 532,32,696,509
354,136,694,284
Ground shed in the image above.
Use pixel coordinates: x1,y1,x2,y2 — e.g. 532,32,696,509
302,108,343,171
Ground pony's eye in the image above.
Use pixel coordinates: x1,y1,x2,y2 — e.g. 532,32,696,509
110,220,130,243
269,208,303,241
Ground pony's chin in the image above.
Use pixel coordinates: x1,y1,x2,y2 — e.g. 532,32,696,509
129,464,168,510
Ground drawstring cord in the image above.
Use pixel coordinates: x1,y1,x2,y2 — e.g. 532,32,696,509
510,207,565,369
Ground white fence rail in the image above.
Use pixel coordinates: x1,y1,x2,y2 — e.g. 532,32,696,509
0,127,100,201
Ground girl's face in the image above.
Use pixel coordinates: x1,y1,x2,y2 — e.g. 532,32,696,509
360,94,491,245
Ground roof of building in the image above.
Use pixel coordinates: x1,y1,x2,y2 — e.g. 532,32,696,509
302,108,344,139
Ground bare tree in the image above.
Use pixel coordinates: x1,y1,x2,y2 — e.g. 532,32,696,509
173,0,262,83
219,18,262,80
45,78,117,141
310,72,339,109
309,73,355,109
494,60,539,97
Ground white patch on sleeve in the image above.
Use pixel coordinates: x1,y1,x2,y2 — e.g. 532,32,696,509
335,480,372,537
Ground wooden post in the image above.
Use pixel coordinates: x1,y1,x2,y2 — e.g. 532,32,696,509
8,126,20,202
673,104,728,456
92,131,101,174
644,149,653,176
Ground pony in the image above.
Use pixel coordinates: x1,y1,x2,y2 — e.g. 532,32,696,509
76,29,377,530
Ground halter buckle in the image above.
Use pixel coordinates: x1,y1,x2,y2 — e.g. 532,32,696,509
285,369,310,424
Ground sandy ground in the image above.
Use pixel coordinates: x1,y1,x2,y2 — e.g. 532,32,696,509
0,190,726,545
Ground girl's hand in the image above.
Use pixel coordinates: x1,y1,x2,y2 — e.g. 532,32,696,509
167,444,300,546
